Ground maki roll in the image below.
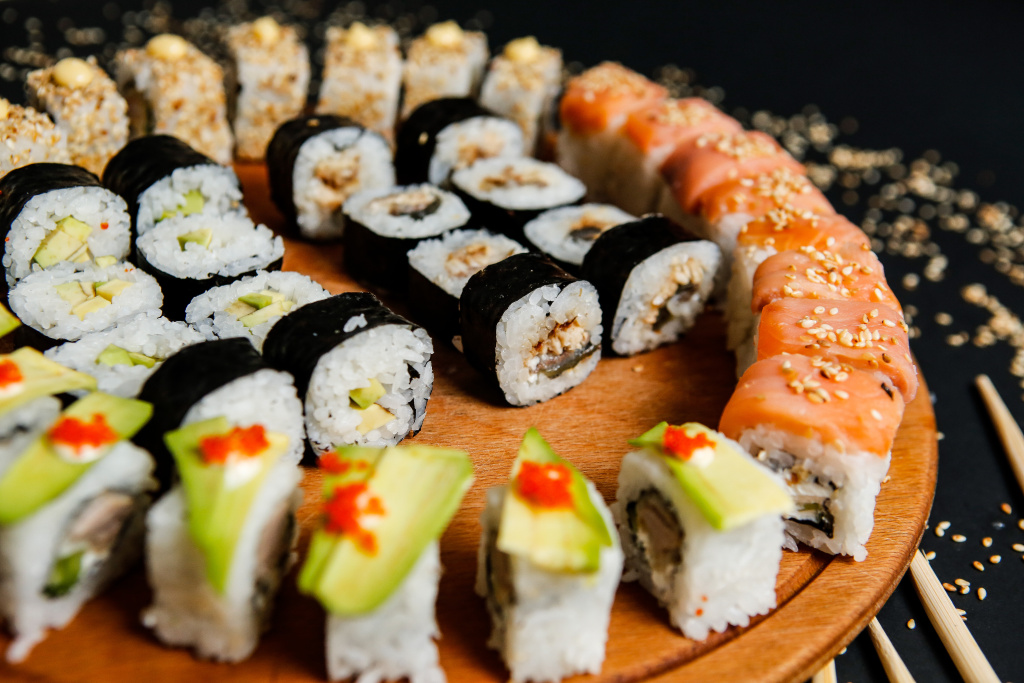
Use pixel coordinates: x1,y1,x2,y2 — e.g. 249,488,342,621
0,392,155,663
342,184,470,290
477,429,622,683
451,157,585,243
102,135,243,236
580,215,720,356
136,338,305,487
395,98,524,186
400,21,489,120
407,228,527,345
300,444,473,683
0,347,96,415
266,115,395,241
143,416,302,662
0,98,70,178
262,293,434,457
186,271,330,351
614,422,792,641
1,163,131,287
522,203,637,273
459,253,602,406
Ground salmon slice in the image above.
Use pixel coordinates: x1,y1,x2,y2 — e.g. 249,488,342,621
719,354,905,458
737,210,869,253
559,62,667,136
699,166,834,226
622,98,742,166
756,299,917,402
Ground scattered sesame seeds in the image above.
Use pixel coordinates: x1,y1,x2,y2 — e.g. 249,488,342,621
935,312,953,326
631,364,644,373
978,588,987,601
983,537,993,547
972,560,985,571
990,555,1002,564
952,534,967,543
925,550,936,560
906,619,916,629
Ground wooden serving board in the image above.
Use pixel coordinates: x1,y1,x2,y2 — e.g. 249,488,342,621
0,165,938,683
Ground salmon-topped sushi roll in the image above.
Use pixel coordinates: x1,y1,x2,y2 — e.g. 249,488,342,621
556,62,666,201
756,299,917,402
605,98,742,216
719,354,904,561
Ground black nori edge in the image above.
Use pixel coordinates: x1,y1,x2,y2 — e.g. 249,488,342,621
0,163,102,240
406,262,461,347
394,98,495,185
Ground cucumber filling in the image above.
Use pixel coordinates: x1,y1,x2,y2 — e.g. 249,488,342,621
367,189,441,220
528,318,598,379
761,450,837,539
627,489,683,595
55,279,132,320
348,378,396,435
224,289,296,328
444,241,508,280
32,216,113,270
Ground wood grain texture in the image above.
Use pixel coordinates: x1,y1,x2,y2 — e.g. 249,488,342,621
0,164,938,683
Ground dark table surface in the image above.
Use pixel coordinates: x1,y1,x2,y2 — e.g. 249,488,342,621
3,0,1023,680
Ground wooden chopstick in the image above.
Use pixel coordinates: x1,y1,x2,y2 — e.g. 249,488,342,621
909,551,1000,683
810,659,837,683
868,617,917,683
975,374,1024,494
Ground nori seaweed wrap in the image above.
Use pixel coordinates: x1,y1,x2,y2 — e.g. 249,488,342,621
0,163,101,237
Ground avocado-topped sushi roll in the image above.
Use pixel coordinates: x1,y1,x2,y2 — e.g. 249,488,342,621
460,253,602,406
0,392,155,663
1,163,131,286
0,98,70,178
0,348,96,417
614,422,792,640
522,203,637,273
224,17,310,162
26,57,129,176
400,21,489,120
581,215,720,356
186,271,330,351
142,416,302,662
395,98,524,186
267,115,395,241
103,135,244,236
316,22,403,140
477,429,622,683
300,444,473,683
263,294,434,457
115,34,234,164
44,315,205,398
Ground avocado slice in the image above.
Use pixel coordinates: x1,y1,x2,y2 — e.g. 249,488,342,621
94,279,131,301
0,348,96,415
225,300,257,318
237,300,293,328
0,392,152,524
238,292,274,310
127,351,158,368
43,550,84,597
299,444,473,616
349,378,386,410
0,303,20,338
80,281,96,298
496,428,613,573
159,189,206,221
69,244,93,263
55,282,88,306
177,228,213,250
32,216,92,268
630,422,793,530
94,255,118,268
165,417,289,592
96,344,133,367
71,296,110,320
354,403,394,435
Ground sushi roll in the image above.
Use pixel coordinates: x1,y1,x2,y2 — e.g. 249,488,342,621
406,228,527,345
400,21,489,120
299,444,473,683
342,184,470,290
459,253,602,406
719,354,905,561
0,98,70,177
102,135,244,236
136,338,305,487
0,347,97,415
142,415,302,662
115,34,234,164
44,314,205,398
450,157,586,243
394,98,524,186
1,163,131,287
262,293,434,457
266,115,395,241
316,22,403,141
581,215,720,357
8,261,163,344
224,17,310,162
614,422,792,640
522,203,638,273
479,37,563,156
134,213,285,320
476,428,622,683
0,391,155,663
25,57,129,176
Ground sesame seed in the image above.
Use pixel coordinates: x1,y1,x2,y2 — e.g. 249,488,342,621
990,555,1002,564
957,608,967,616
925,550,936,560
935,527,946,538
983,537,993,547
1019,519,1024,530
973,561,985,571
978,588,987,601
937,520,952,531
954,578,970,586
906,619,916,629
871,409,883,420
829,307,839,315
943,582,957,592
960,586,970,594
1012,543,1024,552
952,534,967,542
1002,503,1012,514
631,365,644,373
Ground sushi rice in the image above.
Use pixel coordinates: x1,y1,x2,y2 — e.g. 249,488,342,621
135,164,244,236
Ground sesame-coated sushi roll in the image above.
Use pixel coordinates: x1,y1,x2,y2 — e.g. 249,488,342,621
477,429,622,683
400,22,489,120
316,23,403,141
614,422,791,640
115,34,234,164
522,203,637,273
26,57,129,176
479,37,563,156
581,216,720,356
459,253,602,406
0,98,70,178
262,293,434,457
224,18,310,162
267,115,395,241
720,354,905,561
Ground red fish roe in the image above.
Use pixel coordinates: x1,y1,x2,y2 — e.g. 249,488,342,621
0,359,23,388
49,414,118,453
199,424,269,464
663,426,715,460
515,461,574,509
324,482,386,554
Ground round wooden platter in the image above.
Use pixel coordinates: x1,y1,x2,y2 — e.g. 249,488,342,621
0,164,938,683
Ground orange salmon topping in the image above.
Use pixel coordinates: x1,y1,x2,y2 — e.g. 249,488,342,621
0,359,23,387
515,461,574,509
663,427,715,460
199,425,269,465
49,414,118,452
695,131,780,162
324,482,386,554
